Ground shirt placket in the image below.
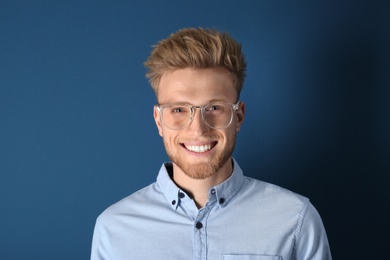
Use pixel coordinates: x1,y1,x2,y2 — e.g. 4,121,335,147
192,204,213,260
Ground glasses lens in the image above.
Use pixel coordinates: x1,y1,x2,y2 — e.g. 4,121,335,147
203,103,233,129
161,104,191,130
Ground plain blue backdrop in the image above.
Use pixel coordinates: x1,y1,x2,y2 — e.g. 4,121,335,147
1,0,389,259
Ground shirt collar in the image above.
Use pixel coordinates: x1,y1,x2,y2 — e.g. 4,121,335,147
208,158,245,208
156,163,182,210
156,158,245,210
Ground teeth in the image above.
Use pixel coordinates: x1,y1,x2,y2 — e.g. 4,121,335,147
186,144,212,153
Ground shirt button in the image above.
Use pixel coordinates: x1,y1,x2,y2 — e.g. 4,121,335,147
195,222,203,229
219,198,225,204
171,200,176,205
179,192,185,198
211,189,216,194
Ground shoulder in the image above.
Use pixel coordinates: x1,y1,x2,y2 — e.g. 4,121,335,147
96,182,162,224
243,177,331,256
233,176,316,226
243,176,309,206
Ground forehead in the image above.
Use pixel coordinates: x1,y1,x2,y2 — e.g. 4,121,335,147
157,68,237,104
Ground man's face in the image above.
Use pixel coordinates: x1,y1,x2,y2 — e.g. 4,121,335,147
153,68,244,180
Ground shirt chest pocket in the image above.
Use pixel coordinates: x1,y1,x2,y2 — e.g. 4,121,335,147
222,255,282,260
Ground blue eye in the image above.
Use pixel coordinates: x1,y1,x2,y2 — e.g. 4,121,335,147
210,106,222,110
206,104,225,112
172,108,183,113
171,106,189,113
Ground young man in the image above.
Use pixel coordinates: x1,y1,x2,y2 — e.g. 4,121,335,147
91,28,332,259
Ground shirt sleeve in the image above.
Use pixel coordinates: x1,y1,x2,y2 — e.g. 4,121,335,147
294,201,332,260
90,217,110,260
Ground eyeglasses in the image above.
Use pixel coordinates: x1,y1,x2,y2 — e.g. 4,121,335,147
156,101,240,130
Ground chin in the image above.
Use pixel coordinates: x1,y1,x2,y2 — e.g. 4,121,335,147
171,151,232,180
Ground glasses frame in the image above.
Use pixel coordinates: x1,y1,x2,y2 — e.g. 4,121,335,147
156,101,241,130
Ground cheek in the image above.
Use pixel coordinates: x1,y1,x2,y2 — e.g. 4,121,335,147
225,129,238,145
218,129,233,144
162,131,178,147
161,135,173,154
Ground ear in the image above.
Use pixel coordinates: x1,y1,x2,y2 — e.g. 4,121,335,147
153,106,164,137
235,102,245,132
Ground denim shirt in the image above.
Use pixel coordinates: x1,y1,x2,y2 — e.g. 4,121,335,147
91,159,331,260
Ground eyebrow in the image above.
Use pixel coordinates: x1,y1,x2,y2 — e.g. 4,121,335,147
159,98,228,106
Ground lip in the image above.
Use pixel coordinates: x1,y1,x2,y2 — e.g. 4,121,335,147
180,141,218,154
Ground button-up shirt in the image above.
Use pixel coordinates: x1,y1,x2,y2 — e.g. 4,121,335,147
91,159,331,259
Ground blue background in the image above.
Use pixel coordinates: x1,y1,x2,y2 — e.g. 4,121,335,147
1,0,389,259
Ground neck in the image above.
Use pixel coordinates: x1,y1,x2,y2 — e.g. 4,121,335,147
172,159,233,208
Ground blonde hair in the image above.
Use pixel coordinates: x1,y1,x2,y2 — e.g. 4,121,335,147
144,28,246,97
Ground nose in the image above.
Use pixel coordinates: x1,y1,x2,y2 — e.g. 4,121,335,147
188,107,209,134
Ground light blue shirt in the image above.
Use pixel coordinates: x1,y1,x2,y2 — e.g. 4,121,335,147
91,159,331,260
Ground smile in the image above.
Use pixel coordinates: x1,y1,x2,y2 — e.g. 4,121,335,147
182,142,217,153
